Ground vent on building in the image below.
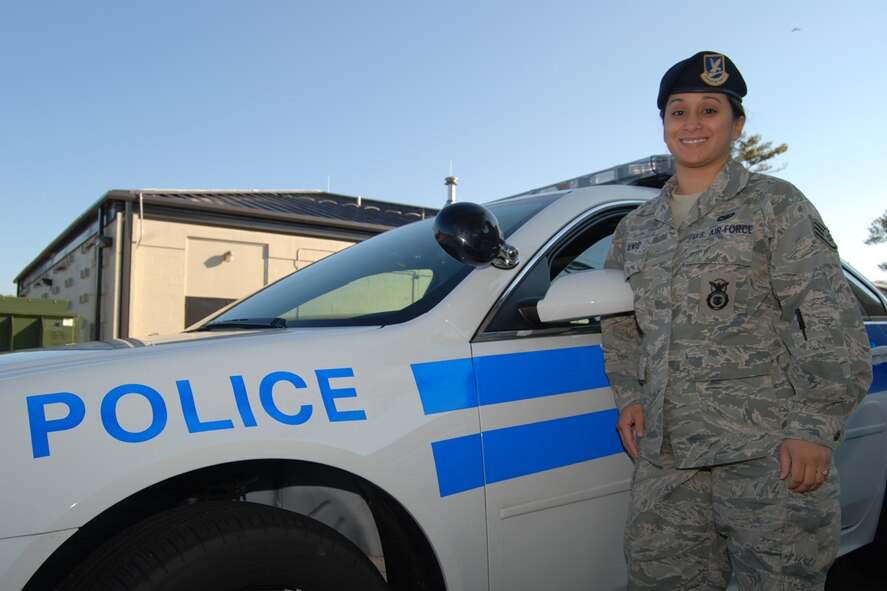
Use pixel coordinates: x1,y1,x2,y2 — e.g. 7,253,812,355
55,254,76,271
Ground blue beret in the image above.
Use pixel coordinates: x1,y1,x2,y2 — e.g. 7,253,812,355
657,51,747,110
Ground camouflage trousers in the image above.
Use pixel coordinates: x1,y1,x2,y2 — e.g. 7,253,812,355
625,442,840,590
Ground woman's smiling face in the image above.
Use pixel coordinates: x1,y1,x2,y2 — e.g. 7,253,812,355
663,92,744,172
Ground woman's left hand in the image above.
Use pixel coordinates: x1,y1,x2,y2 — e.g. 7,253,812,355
779,438,832,493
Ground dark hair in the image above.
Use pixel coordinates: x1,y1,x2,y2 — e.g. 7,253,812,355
727,96,745,120
658,94,746,121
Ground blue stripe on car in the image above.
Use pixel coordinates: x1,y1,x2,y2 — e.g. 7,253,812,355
412,346,608,415
867,323,887,394
431,409,622,497
412,357,477,415
431,434,485,497
475,346,610,406
413,346,620,497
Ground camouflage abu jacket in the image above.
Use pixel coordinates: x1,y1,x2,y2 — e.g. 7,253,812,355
601,158,872,468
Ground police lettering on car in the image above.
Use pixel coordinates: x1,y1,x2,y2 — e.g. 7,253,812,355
27,367,367,458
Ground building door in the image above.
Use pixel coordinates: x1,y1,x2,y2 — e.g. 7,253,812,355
185,238,267,327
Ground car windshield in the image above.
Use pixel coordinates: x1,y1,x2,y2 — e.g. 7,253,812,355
195,193,562,329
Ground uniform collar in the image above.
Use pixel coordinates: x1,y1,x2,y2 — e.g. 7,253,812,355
656,158,751,227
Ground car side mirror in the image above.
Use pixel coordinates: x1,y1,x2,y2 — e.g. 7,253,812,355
433,202,519,269
537,268,634,322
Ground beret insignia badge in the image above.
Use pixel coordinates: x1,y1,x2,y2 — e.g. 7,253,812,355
700,54,729,87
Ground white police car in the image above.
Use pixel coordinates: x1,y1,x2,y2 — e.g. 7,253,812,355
2,158,886,590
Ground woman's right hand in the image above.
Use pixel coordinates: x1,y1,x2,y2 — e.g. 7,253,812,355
616,403,645,460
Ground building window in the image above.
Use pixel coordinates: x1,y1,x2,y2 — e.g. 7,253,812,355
185,296,237,329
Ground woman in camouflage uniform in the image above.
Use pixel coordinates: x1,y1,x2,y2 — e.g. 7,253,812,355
601,51,872,590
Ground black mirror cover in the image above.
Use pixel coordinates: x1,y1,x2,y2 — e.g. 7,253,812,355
433,202,503,266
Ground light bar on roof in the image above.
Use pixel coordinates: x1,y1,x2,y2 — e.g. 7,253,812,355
508,155,675,198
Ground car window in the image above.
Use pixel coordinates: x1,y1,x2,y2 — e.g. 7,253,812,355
844,269,887,319
196,194,563,329
282,270,435,323
478,206,634,337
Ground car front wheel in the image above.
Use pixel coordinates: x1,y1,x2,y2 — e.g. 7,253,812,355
59,501,389,591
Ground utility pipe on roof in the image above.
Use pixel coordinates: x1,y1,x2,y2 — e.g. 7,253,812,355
112,210,123,339
93,205,105,341
445,176,458,204
137,191,144,248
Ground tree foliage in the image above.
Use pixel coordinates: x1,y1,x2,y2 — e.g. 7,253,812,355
733,133,788,173
727,132,885,275
865,209,887,272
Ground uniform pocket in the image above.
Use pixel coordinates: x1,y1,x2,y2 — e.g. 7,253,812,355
623,248,649,281
683,344,782,433
624,237,665,328
683,237,755,320
683,344,772,381
626,459,712,562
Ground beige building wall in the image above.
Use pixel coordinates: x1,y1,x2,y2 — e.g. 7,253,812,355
17,209,380,343
128,215,353,338
18,229,104,343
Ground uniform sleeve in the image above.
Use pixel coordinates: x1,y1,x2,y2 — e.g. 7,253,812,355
601,219,644,411
767,187,873,448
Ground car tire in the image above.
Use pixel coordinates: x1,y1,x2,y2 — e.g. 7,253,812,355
58,500,389,591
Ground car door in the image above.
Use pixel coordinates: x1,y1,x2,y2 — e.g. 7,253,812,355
470,204,636,591
834,267,887,538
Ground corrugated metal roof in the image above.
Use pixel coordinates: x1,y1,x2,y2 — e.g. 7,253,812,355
132,190,437,227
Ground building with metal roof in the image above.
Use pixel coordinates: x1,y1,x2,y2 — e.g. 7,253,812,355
16,189,438,341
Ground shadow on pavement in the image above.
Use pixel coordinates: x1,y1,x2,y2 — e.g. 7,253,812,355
826,545,887,591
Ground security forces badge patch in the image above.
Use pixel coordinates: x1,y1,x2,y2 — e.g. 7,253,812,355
707,278,730,310
700,53,729,87
700,272,736,317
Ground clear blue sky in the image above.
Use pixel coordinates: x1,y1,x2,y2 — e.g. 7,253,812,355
2,0,886,297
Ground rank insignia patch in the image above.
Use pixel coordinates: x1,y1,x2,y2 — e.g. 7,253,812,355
700,54,729,87
812,220,838,251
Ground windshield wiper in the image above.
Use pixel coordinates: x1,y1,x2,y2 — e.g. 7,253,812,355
197,317,287,331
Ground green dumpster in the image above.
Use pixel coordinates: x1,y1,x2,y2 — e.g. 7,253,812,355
0,296,81,352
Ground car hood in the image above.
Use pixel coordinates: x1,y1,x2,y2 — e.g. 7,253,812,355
0,326,380,378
